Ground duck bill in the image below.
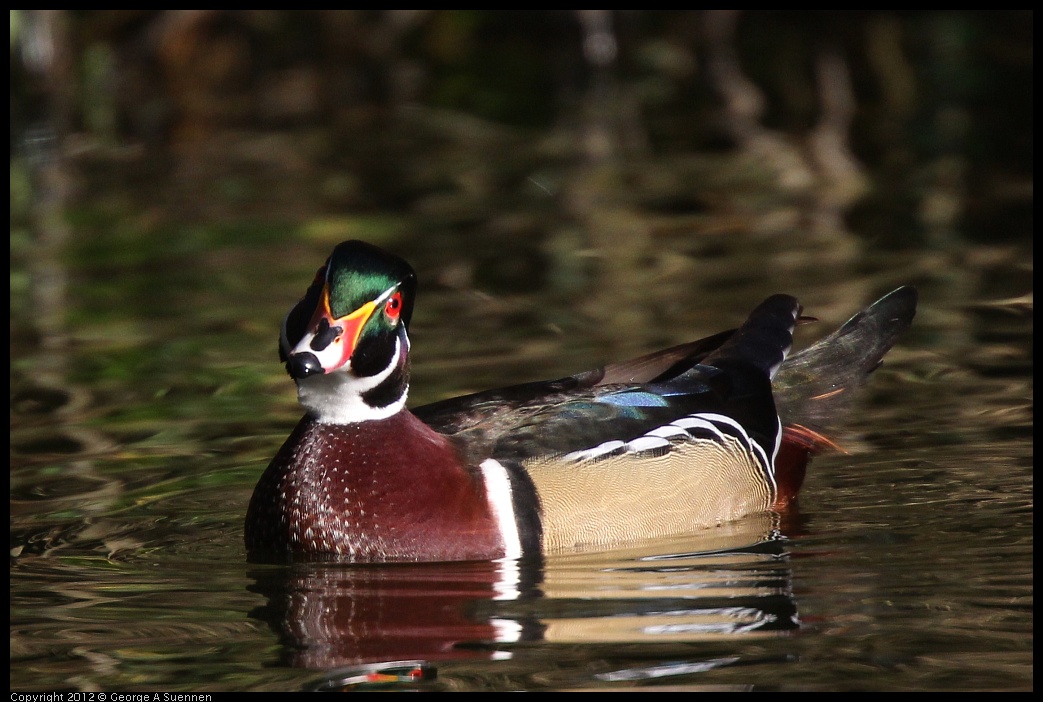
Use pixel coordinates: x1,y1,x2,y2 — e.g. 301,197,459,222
286,288,377,379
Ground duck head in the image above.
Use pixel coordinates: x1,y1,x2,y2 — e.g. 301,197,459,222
280,240,417,423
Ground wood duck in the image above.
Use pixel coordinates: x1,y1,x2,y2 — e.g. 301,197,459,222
245,240,917,563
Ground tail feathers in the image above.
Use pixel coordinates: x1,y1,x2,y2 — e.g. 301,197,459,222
773,286,918,432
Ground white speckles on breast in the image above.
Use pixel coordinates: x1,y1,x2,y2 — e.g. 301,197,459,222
248,411,500,562
278,428,382,557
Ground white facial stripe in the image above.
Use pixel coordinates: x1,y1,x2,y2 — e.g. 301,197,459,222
297,335,407,424
373,283,399,305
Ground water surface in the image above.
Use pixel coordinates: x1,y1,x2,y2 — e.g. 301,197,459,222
10,13,1032,687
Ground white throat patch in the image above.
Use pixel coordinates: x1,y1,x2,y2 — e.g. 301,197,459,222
296,335,408,424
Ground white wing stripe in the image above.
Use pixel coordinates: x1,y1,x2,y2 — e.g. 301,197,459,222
563,411,779,493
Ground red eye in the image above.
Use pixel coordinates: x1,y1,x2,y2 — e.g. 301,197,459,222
384,292,402,321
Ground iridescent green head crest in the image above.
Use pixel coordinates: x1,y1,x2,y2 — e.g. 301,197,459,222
325,240,417,327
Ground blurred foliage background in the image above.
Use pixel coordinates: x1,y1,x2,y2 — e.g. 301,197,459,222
11,10,1031,238
10,8,1033,432
10,9,1033,412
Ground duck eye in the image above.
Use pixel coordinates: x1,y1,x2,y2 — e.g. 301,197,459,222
384,292,402,321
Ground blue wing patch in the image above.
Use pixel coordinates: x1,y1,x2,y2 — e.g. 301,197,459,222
599,390,671,408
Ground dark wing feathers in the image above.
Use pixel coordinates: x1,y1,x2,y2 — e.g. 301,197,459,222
596,330,735,385
413,289,915,462
414,294,805,465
